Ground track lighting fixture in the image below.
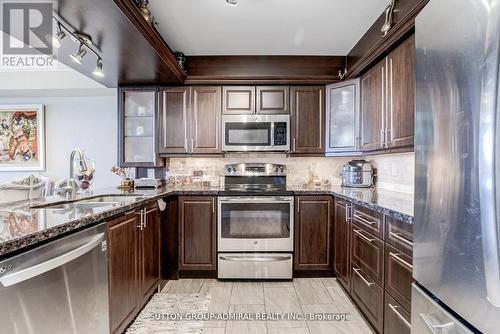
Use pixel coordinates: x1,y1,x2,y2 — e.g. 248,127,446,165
46,22,66,48
70,43,87,64
92,58,104,77
49,16,105,78
226,0,237,6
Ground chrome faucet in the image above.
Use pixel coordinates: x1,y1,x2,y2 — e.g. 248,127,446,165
56,148,88,199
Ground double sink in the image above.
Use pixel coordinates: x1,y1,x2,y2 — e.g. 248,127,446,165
30,194,147,210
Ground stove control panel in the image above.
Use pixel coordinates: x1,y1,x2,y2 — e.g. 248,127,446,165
224,163,287,176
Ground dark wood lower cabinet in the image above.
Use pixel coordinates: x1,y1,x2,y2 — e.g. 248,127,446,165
385,244,413,311
351,265,384,333
108,212,139,334
108,204,161,334
351,227,385,287
294,196,333,272
138,204,161,305
384,293,411,334
333,199,351,289
178,196,217,272
332,198,414,334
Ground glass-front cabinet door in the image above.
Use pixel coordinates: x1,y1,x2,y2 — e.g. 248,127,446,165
118,87,163,167
325,79,361,156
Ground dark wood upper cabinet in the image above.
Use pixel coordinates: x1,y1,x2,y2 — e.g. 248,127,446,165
222,86,255,114
290,86,325,155
361,35,415,153
178,196,217,272
256,86,290,114
138,205,160,305
118,87,163,167
387,35,415,149
189,86,222,154
361,58,386,152
159,87,189,154
107,212,139,334
294,196,333,271
334,199,351,290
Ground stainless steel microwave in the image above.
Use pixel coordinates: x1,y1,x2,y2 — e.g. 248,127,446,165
222,114,290,152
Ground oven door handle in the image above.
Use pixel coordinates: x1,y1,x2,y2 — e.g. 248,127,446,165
219,196,293,202
219,255,292,262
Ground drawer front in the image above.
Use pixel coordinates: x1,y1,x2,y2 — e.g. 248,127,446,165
384,293,411,334
385,244,413,311
351,227,384,286
218,253,292,279
352,205,384,239
385,216,413,255
351,265,384,333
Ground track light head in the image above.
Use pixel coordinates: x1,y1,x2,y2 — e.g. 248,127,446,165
70,43,87,64
92,58,104,78
46,23,66,48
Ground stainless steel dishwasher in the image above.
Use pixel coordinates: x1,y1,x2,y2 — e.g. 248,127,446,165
0,222,109,334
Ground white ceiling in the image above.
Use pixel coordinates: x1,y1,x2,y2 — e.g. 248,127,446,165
149,0,388,55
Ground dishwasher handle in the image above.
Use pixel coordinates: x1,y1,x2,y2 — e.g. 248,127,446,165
0,233,105,287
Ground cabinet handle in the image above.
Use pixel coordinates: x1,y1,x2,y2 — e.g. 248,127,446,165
353,214,375,226
389,231,413,247
142,208,147,229
388,303,411,328
212,198,215,213
125,210,135,216
345,204,351,223
292,138,296,152
191,138,194,153
389,252,413,270
353,229,376,243
353,268,374,287
136,210,143,230
420,313,454,333
184,138,188,153
387,57,393,148
381,64,386,148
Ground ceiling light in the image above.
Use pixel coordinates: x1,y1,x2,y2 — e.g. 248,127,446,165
92,58,104,78
46,23,66,48
70,43,87,64
226,0,237,6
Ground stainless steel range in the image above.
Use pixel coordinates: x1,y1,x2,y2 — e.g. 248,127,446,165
217,163,293,279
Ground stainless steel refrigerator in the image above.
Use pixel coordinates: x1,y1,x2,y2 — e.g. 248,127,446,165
413,0,500,333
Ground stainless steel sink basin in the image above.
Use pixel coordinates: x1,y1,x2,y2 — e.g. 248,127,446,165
31,194,146,209
44,202,114,210
78,195,144,203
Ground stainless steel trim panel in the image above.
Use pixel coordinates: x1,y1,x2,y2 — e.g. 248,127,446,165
218,253,293,279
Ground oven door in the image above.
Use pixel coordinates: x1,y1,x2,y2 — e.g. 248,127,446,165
222,114,290,152
218,196,293,252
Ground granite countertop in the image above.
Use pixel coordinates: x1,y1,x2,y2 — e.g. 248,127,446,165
0,185,413,258
0,186,221,258
289,185,414,224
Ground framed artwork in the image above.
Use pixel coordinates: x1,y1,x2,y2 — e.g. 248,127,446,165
0,105,45,171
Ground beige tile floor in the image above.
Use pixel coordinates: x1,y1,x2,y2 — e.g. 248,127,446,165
161,278,375,334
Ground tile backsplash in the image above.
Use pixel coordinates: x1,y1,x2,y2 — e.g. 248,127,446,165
168,152,415,194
